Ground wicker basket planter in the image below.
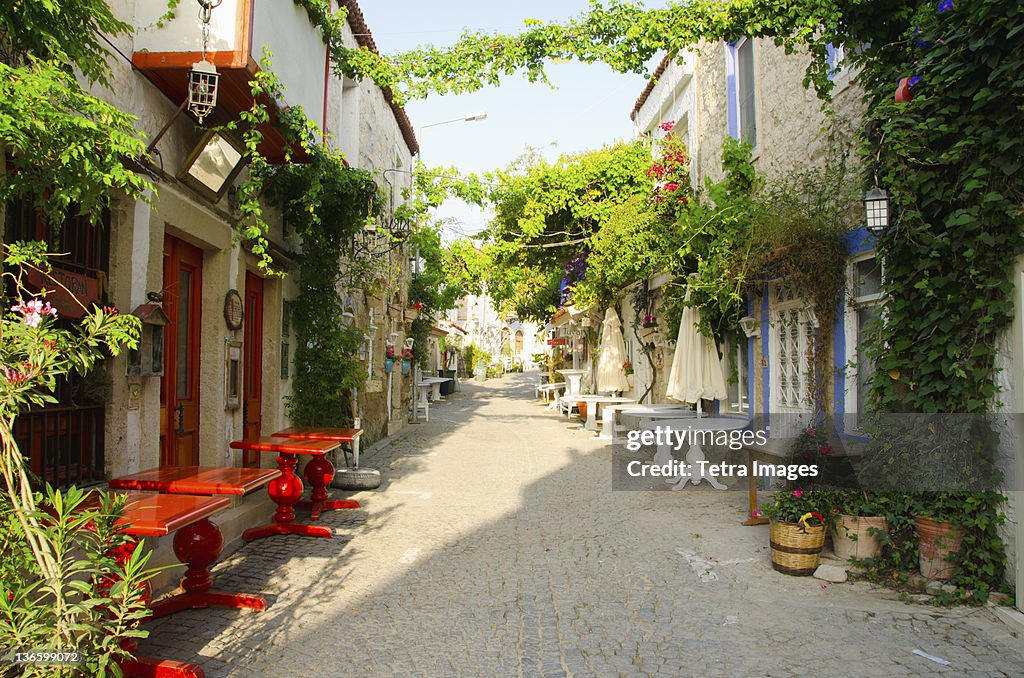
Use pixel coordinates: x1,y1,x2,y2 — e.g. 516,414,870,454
770,521,826,576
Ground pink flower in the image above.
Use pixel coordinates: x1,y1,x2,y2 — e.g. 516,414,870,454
664,181,679,192
11,299,57,328
658,120,676,132
1,365,28,384
806,427,816,437
792,489,804,498
820,445,833,455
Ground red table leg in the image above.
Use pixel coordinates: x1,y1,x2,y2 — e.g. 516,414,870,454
297,454,359,520
243,453,332,540
118,638,205,677
149,517,266,618
104,543,204,676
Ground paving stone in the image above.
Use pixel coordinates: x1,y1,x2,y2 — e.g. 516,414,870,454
814,564,849,583
133,373,1024,677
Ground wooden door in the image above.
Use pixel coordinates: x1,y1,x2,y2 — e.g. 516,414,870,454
161,236,203,466
241,272,264,467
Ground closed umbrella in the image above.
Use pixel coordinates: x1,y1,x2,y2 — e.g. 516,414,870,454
596,308,630,393
665,286,727,415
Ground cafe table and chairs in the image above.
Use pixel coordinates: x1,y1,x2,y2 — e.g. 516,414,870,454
228,436,340,540
572,395,637,432
106,472,279,618
607,404,692,442
417,376,453,401
271,427,364,520
639,416,749,490
598,403,681,441
109,491,242,678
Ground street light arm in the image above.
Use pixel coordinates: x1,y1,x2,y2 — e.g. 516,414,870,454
419,112,488,129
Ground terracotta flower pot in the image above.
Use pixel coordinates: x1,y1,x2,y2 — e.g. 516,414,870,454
831,514,888,561
914,515,963,581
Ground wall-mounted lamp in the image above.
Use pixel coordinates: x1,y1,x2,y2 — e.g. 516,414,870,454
738,315,759,339
178,130,246,202
864,186,890,233
127,304,170,377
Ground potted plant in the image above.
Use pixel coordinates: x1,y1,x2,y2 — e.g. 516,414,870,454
407,300,424,321
912,492,966,581
824,489,890,561
761,488,827,576
401,347,414,375
639,314,658,340
623,361,634,389
384,345,395,374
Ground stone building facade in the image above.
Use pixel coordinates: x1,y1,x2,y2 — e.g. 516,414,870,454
1,0,416,589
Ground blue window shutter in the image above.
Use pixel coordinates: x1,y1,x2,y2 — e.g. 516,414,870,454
726,41,739,140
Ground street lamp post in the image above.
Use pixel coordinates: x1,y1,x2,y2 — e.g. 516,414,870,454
407,112,488,423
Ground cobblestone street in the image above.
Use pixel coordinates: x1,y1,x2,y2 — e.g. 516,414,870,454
139,372,1024,677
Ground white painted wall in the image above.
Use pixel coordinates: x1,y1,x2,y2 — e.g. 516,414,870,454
251,0,328,124
134,0,243,54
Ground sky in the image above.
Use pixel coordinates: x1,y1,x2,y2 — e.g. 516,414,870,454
356,1,666,240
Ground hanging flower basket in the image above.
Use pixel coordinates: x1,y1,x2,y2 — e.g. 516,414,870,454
384,358,394,375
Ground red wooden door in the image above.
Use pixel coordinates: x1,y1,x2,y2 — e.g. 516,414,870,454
161,236,203,467
241,272,264,467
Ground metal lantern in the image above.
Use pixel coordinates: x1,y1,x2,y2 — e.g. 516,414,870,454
863,186,890,233
738,315,759,339
188,60,219,125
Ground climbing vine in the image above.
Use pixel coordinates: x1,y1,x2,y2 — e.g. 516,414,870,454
270,149,379,427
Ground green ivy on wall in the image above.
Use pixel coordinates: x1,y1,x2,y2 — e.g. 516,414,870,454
271,154,379,427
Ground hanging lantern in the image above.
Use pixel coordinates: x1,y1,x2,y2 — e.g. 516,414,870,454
187,1,222,125
188,60,219,125
863,186,890,233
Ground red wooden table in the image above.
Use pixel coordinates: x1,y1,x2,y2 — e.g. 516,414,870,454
228,437,340,540
110,467,280,617
114,492,232,678
272,427,364,520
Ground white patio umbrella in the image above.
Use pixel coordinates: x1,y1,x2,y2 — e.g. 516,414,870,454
596,307,630,393
665,287,727,416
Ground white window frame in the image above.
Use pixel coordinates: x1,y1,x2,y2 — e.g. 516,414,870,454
769,281,816,437
826,42,852,92
726,38,758,151
844,253,884,432
723,331,750,414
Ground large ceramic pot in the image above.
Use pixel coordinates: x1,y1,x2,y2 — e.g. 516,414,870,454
914,515,963,580
831,514,888,561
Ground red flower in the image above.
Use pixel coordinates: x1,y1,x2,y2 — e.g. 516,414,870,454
658,120,676,132
664,181,679,192
792,489,804,498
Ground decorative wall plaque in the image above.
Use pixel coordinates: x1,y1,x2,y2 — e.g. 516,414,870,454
224,289,244,330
